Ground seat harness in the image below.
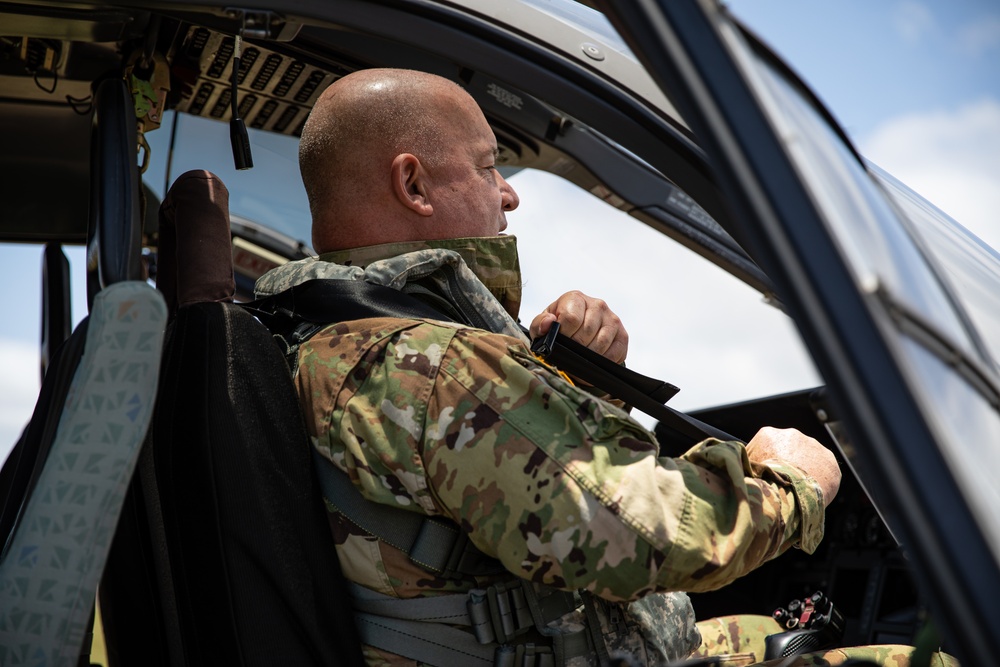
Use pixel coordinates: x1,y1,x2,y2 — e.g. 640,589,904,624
242,278,726,666
244,279,737,453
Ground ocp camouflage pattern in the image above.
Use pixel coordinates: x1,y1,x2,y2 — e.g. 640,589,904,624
693,613,778,665
691,614,959,667
295,317,824,598
255,235,525,337
260,237,828,665
750,646,958,667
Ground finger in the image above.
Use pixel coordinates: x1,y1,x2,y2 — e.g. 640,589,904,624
529,312,558,339
555,292,614,348
551,291,587,338
531,292,629,363
577,310,616,353
601,326,629,364
569,298,609,349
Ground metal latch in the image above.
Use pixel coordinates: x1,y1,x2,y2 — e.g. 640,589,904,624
125,50,170,132
223,8,302,41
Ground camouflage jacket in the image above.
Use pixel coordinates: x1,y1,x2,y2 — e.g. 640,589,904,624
255,236,826,665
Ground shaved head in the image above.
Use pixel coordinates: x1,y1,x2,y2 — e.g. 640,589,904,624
299,68,519,252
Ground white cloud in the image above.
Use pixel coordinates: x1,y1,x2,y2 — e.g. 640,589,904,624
510,171,820,429
860,98,1000,250
959,16,1000,56
893,1,935,43
0,339,41,464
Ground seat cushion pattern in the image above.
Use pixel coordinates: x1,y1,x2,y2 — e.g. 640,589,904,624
0,282,166,666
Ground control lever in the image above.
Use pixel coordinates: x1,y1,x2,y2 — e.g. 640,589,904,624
764,591,845,659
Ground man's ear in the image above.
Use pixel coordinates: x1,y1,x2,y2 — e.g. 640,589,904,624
391,153,433,217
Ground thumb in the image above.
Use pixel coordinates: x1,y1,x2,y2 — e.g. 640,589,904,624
530,312,558,339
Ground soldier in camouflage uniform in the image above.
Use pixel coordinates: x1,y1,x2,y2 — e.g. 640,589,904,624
255,68,954,666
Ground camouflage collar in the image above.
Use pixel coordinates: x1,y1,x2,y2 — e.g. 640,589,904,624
254,235,525,341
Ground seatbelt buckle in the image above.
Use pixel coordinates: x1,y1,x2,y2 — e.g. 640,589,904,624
530,321,561,359
529,323,575,386
467,581,532,644
494,643,555,667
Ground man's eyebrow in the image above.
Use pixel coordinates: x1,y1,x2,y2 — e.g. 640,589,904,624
479,147,500,164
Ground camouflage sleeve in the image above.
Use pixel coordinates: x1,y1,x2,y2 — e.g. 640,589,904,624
297,318,826,602
422,326,827,601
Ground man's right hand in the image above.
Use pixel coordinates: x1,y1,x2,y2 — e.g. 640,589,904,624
529,290,628,364
745,427,842,507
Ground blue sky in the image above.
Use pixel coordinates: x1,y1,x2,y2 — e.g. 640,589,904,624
2,0,998,449
725,0,1000,247
730,1,1000,137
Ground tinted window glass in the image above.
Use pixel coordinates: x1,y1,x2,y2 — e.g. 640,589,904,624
752,56,974,357
873,166,1000,370
522,0,635,58
739,41,1000,561
144,111,310,246
898,336,1000,558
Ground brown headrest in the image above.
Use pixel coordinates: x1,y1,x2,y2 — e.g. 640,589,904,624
157,170,236,319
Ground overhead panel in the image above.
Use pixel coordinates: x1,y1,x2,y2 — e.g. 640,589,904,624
170,26,337,136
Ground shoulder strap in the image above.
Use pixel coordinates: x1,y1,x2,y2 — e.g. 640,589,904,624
530,323,740,453
244,279,452,333
245,279,740,453
243,279,454,373
310,448,505,579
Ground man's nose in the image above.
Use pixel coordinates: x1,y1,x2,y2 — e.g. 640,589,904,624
500,174,519,211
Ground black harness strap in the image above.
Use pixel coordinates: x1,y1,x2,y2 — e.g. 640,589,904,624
244,279,739,453
349,581,593,666
241,278,738,665
246,279,449,329
531,322,740,450
310,447,506,579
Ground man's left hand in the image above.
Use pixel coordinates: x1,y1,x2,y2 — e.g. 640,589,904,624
529,290,628,364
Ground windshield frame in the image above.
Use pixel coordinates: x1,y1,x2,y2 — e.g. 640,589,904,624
597,0,1000,661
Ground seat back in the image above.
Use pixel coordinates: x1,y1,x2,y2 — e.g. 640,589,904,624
101,170,364,666
0,281,166,665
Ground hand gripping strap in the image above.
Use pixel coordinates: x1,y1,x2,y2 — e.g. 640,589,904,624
246,279,740,455
530,322,741,454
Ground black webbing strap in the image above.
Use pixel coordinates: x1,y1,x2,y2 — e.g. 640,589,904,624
530,322,741,451
244,279,738,451
354,614,591,667
355,614,495,665
349,581,591,667
243,279,449,334
529,321,680,405
311,448,506,579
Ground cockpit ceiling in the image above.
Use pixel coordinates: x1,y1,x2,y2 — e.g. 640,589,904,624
0,19,345,137
170,26,339,136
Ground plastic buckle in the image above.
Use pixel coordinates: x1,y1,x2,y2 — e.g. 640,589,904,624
493,643,555,667
489,581,532,643
468,582,533,645
516,643,554,667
